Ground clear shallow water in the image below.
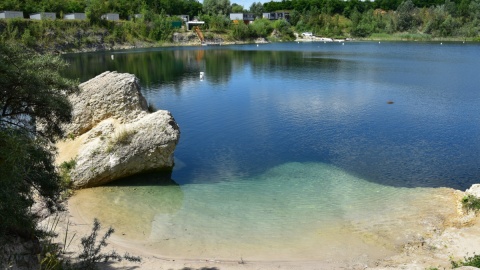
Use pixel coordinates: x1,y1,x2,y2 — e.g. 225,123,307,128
71,163,456,261
63,42,480,261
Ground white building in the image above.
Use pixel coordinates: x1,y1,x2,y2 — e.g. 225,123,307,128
101,13,119,21
30,12,56,20
64,13,86,20
0,11,24,19
186,20,205,31
262,11,290,21
229,13,255,23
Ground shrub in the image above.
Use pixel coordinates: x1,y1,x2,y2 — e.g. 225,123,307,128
76,219,141,269
38,218,140,270
451,253,480,268
462,194,480,212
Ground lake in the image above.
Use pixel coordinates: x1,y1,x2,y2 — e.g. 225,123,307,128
63,41,480,263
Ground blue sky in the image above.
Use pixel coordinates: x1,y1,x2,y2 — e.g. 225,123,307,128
200,0,277,10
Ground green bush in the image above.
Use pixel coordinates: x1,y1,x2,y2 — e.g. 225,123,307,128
451,253,480,268
462,194,480,212
0,41,78,241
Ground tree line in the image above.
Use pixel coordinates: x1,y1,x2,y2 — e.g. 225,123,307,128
1,0,480,40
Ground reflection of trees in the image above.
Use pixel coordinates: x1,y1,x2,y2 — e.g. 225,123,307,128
62,50,186,87
204,50,233,85
62,46,343,92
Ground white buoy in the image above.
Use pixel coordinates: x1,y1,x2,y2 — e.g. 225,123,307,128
379,41,381,44
440,42,443,45
342,42,344,45
257,44,259,47
111,55,114,60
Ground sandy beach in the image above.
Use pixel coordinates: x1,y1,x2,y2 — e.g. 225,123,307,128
39,186,480,270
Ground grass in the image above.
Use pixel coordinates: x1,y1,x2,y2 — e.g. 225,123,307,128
59,159,76,198
106,128,137,153
461,194,480,213
111,128,136,145
451,253,480,268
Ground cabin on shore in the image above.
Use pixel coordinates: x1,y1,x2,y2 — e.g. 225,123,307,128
30,12,56,20
0,11,24,19
263,11,290,21
230,13,255,24
186,20,205,31
179,15,189,22
129,14,142,20
64,13,86,20
101,13,119,21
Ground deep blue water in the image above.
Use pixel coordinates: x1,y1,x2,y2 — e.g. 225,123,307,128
63,41,480,190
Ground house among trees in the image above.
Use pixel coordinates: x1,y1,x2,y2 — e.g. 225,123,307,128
64,13,86,20
179,15,189,22
229,13,255,24
101,13,120,21
186,19,205,31
0,11,24,19
30,12,56,20
263,11,290,21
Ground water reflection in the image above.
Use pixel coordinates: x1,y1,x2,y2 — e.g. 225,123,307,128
63,43,480,190
62,47,344,88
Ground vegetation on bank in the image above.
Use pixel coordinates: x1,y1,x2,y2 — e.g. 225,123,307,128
0,39,140,269
0,39,75,267
0,0,479,267
0,40,78,241
1,0,479,53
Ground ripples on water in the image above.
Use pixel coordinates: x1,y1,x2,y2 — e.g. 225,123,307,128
64,42,480,261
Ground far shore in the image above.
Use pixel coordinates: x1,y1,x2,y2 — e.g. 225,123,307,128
58,33,479,55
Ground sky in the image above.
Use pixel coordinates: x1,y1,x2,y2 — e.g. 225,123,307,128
200,0,278,10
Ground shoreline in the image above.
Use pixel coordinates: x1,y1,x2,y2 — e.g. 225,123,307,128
58,35,479,55
40,185,480,270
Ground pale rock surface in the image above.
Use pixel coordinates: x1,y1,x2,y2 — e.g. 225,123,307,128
57,71,180,188
466,184,480,198
66,71,148,136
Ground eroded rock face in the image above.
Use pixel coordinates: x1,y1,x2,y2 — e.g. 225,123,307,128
57,71,180,188
66,71,148,136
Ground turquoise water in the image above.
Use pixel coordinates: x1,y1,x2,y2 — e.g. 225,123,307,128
71,162,455,261
64,42,479,261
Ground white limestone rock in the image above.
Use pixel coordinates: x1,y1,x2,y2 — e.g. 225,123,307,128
466,184,480,198
66,71,149,136
57,71,180,188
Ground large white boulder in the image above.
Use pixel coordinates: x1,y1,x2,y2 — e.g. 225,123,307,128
57,71,180,188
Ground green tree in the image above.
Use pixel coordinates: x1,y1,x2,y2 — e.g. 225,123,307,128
0,41,78,240
230,20,250,39
203,0,232,15
272,19,295,40
249,2,264,18
397,0,418,31
469,0,480,20
231,3,245,13
86,0,108,25
249,18,274,37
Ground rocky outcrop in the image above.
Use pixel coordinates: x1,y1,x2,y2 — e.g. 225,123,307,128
57,71,180,188
466,184,480,197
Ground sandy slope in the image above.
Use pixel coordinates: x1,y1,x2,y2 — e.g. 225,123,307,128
38,188,480,270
